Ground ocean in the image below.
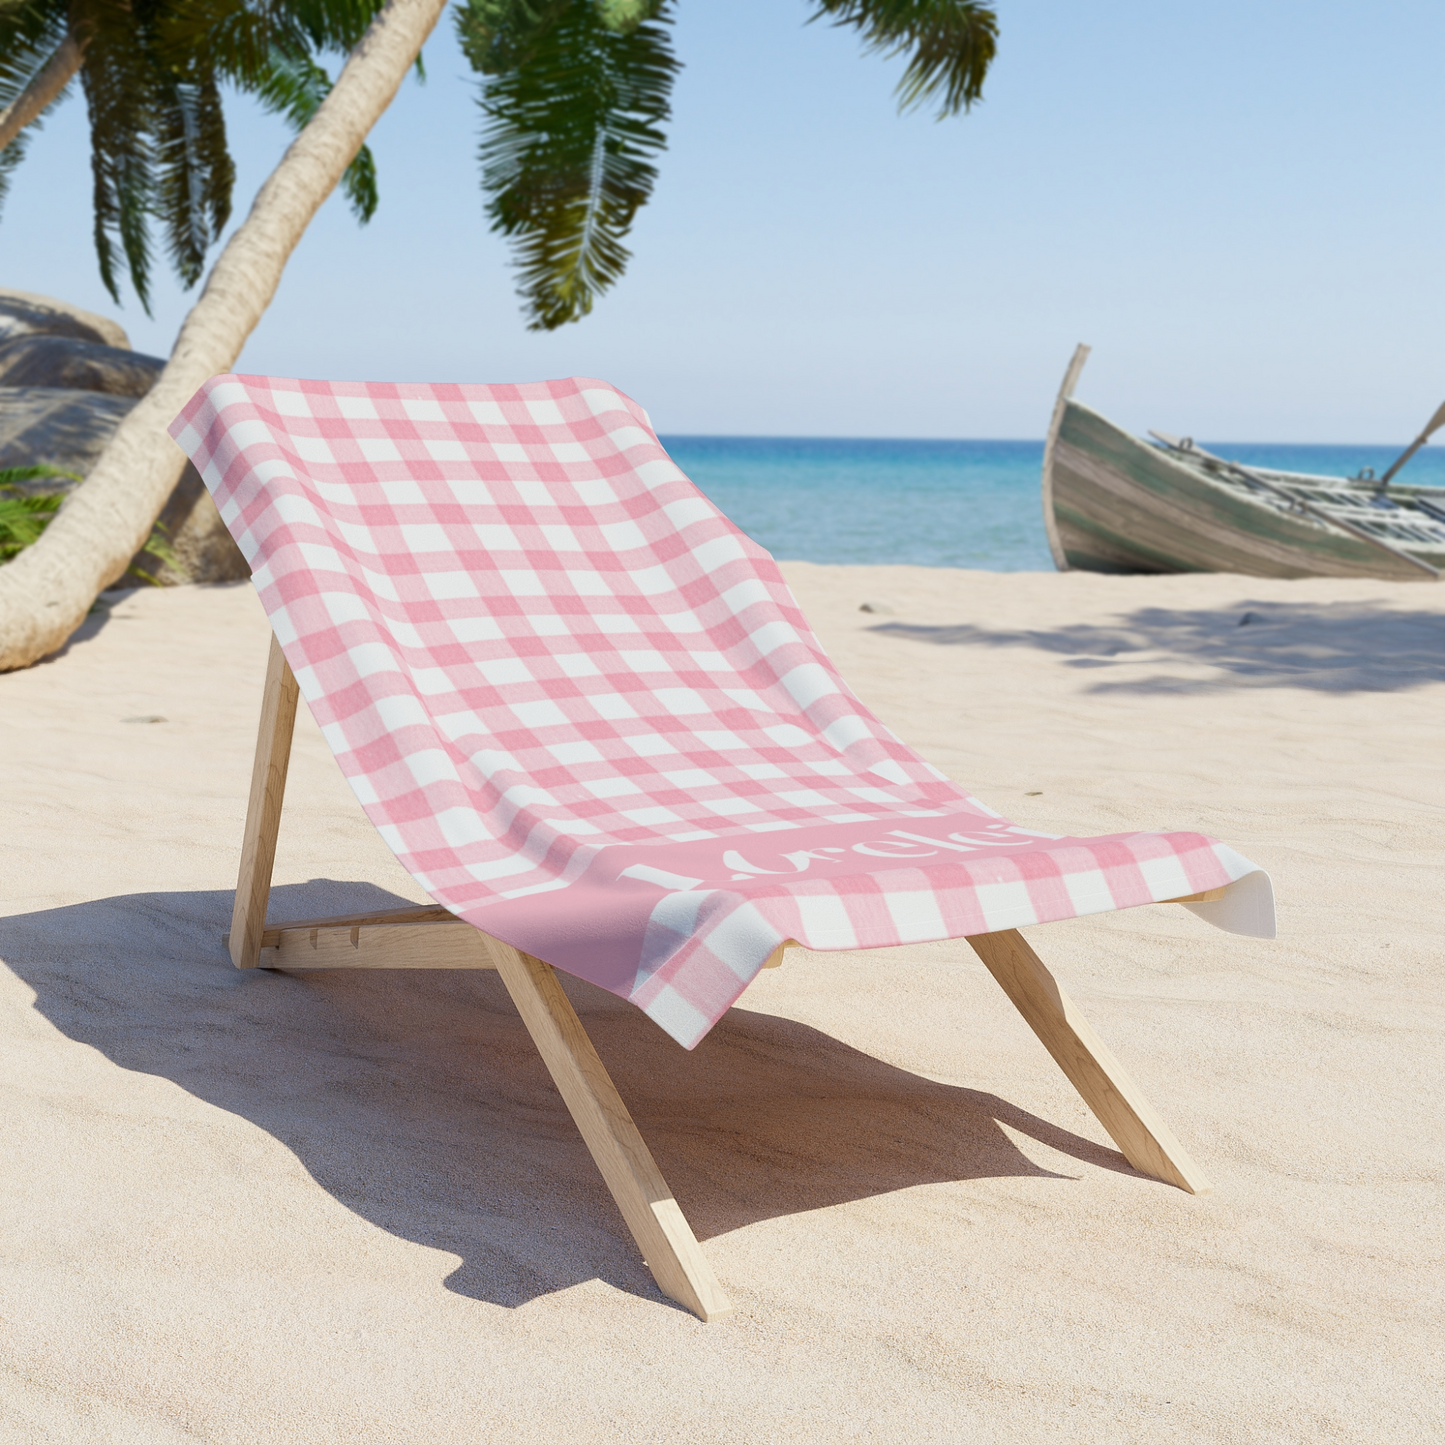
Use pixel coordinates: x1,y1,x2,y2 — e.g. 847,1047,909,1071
658,436,1445,571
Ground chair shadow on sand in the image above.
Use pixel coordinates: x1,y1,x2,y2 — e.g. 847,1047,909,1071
0,879,1141,1313
872,598,1445,694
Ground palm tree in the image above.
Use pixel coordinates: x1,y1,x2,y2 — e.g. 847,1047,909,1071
0,0,387,310
0,0,998,670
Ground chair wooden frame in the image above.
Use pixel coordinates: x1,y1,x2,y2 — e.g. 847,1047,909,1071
226,632,1221,1321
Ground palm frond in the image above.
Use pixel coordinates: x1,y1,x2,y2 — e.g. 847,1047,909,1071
0,130,26,214
78,0,161,309
0,0,71,220
0,469,76,563
152,68,235,287
157,0,384,225
0,463,83,487
456,0,572,73
463,0,679,330
811,0,998,118
0,490,61,562
0,477,180,575
159,0,294,88
280,0,387,54
123,516,183,583
0,1,70,106
0,109,32,217
245,45,379,222
593,0,667,31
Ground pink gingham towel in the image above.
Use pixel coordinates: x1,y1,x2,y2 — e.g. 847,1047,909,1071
170,375,1274,1048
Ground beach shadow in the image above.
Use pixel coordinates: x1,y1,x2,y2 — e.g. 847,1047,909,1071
24,584,170,665
872,599,1445,694
0,880,1133,1315
23,594,124,662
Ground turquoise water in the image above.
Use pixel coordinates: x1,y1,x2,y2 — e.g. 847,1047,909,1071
659,436,1445,571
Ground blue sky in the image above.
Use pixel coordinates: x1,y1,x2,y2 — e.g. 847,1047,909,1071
5,1,1443,439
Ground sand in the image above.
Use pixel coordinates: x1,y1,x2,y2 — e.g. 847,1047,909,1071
1,566,1441,1443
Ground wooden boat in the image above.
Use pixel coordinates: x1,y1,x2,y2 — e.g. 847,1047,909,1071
1042,346,1445,580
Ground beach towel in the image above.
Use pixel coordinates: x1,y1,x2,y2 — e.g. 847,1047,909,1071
169,375,1274,1050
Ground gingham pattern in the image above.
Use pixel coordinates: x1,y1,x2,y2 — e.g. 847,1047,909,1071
171,375,1268,1048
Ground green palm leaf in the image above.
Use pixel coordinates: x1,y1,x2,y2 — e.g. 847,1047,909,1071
460,0,679,331
0,467,77,563
152,68,235,288
0,0,70,219
458,0,570,73
0,468,177,579
78,0,164,310
169,0,387,222
811,0,998,118
0,491,61,562
243,45,380,222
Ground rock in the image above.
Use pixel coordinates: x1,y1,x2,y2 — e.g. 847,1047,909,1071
0,386,135,483
0,287,130,350
0,289,247,586
0,386,249,585
0,335,164,397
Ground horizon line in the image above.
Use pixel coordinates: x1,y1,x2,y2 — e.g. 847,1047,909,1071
655,432,1428,450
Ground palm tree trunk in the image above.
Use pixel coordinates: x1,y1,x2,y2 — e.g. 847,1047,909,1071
0,0,449,670
0,32,84,154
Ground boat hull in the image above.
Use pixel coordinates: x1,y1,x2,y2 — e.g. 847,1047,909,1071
1047,400,1441,580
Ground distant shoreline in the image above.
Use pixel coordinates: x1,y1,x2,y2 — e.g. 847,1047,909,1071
657,436,1445,573
660,433,1428,450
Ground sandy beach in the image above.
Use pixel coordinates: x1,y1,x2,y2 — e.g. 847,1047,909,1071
2,564,1441,1443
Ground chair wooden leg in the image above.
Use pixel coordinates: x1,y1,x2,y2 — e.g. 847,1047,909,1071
967,929,1212,1195
230,633,300,970
484,937,734,1322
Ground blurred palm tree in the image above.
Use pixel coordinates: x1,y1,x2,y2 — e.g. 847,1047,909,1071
0,0,998,668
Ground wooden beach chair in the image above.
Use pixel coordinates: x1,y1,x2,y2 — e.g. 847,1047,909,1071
171,375,1275,1322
